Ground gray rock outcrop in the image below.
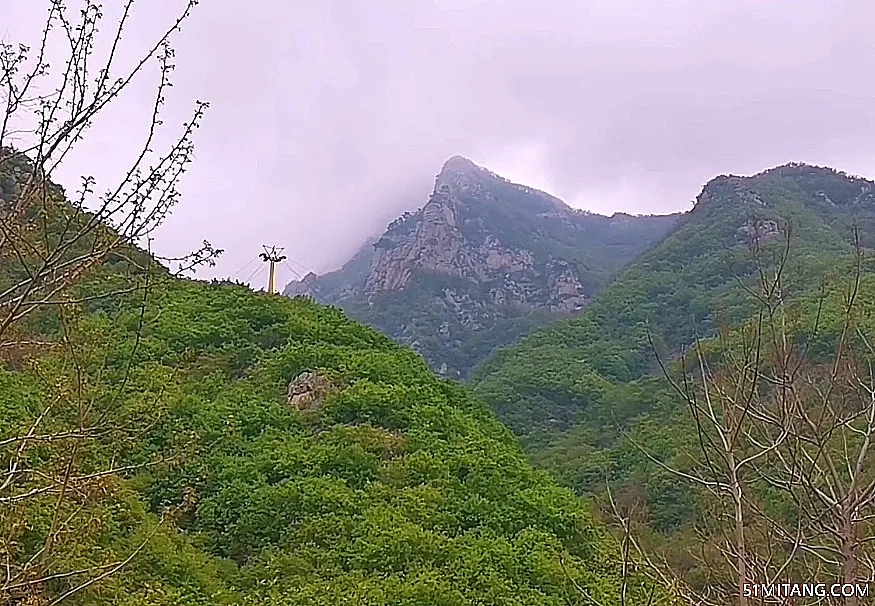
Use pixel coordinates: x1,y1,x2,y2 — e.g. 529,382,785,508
286,371,337,412
362,158,589,312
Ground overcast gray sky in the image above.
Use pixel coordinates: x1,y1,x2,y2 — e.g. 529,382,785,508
5,1,875,288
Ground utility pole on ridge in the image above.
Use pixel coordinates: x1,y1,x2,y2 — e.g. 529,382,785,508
259,245,287,294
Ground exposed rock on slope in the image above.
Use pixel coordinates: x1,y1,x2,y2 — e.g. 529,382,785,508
365,180,587,311
284,156,681,378
286,370,337,411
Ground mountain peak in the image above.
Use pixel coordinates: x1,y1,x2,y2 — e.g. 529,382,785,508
440,155,480,174
282,157,681,378
692,161,875,217
434,155,563,211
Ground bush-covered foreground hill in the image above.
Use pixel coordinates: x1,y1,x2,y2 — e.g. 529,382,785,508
1,274,679,604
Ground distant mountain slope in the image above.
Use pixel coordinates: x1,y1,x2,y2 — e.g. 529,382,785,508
464,164,875,603
284,235,378,302
469,162,875,441
284,156,680,378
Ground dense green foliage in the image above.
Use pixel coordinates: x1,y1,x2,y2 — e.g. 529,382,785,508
2,272,677,604
12,152,874,604
471,164,871,439
469,163,875,593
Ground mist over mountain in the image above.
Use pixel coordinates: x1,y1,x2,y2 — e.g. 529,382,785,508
283,156,680,378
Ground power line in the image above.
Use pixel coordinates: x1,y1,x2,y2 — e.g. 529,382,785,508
231,248,328,303
243,263,264,286
287,257,310,274
282,260,303,281
231,255,260,281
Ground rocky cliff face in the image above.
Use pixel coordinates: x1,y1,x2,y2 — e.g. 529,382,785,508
364,170,589,311
284,156,681,378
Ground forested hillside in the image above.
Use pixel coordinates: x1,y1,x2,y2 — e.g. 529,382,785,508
470,163,875,602
1,151,677,603
471,163,874,440
8,3,875,604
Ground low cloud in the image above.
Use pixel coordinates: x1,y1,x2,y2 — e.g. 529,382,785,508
5,0,874,286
